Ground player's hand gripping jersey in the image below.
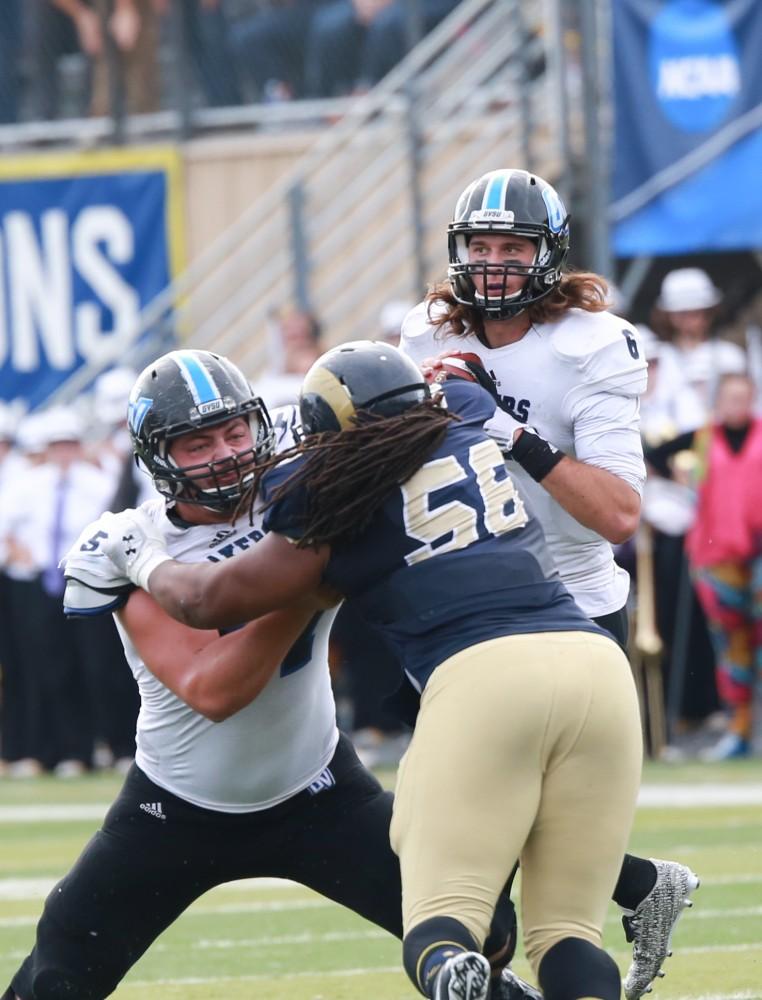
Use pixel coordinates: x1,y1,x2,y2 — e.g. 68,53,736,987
61,405,338,813
400,304,648,617
262,381,606,694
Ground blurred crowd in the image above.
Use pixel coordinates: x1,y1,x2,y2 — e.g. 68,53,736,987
0,0,461,125
2,273,762,778
0,298,412,778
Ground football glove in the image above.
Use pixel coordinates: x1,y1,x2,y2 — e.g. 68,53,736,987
96,508,173,592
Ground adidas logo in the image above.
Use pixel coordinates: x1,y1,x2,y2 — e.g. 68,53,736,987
139,801,166,820
209,528,235,547
307,767,336,796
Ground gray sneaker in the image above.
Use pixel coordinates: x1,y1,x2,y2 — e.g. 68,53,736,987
622,858,700,1000
433,951,491,1000
492,967,543,1000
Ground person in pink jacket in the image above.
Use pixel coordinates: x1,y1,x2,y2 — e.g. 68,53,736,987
646,372,762,760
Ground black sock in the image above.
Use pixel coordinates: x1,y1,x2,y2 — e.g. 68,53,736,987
538,936,621,1000
613,854,658,910
403,916,478,996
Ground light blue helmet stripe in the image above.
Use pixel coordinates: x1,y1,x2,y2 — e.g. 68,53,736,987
484,171,510,210
173,352,219,405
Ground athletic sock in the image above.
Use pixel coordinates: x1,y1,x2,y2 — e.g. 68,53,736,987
612,854,657,910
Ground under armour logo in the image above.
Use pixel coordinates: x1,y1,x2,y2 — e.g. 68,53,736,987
123,534,134,542
125,548,136,556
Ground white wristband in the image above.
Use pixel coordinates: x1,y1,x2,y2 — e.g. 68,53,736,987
133,550,173,593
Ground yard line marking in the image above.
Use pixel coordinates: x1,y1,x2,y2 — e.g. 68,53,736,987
637,784,762,807
2,783,762,825
0,805,107,822
0,875,304,900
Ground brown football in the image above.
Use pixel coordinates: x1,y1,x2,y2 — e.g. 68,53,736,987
433,352,484,383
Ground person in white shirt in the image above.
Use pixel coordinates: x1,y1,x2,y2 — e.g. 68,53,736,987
3,349,521,1000
399,168,697,1000
0,407,115,777
652,268,746,422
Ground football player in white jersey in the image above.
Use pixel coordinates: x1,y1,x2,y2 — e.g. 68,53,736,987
398,169,698,999
3,350,520,1000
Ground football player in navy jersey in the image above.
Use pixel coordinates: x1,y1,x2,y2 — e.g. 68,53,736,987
400,168,699,999
94,341,645,1000
3,350,522,1000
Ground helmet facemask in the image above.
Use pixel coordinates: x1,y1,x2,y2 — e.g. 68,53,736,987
146,404,274,514
448,224,567,320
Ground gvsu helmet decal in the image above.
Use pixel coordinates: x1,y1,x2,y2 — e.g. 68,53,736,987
128,349,274,512
448,168,570,320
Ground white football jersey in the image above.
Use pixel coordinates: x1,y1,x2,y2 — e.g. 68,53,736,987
116,403,339,812
400,303,648,617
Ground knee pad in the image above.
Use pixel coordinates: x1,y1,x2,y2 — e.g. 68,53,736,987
538,937,621,1000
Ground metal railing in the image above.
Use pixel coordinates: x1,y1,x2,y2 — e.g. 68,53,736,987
49,0,570,401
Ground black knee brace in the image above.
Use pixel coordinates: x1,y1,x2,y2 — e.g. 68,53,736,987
538,937,621,1000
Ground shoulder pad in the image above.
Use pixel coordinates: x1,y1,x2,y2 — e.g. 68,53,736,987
546,310,648,397
63,576,133,618
400,300,433,339
270,404,301,452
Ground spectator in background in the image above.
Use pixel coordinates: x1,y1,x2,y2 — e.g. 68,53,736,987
29,0,90,120
89,366,157,508
0,0,23,124
163,0,242,108
0,406,21,777
50,0,161,115
0,412,58,778
305,0,459,97
378,298,413,347
0,408,115,776
232,0,332,103
646,373,762,761
637,326,719,751
652,268,747,422
256,306,323,409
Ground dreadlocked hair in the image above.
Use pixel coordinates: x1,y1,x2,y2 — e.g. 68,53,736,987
237,397,457,549
425,270,611,338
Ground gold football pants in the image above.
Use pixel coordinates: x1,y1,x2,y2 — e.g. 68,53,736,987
389,630,642,972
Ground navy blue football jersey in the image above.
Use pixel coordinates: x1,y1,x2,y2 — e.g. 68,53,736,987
263,380,607,691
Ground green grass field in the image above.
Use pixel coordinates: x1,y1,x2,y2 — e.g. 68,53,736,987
2,760,761,999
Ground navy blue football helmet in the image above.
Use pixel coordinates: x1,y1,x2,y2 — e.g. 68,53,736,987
299,341,430,436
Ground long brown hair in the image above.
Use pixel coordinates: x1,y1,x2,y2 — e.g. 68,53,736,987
426,270,611,340
241,399,457,548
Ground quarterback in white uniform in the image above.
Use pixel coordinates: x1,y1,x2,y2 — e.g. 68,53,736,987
399,169,697,1000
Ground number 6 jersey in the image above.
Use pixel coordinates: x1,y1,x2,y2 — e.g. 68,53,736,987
400,304,649,618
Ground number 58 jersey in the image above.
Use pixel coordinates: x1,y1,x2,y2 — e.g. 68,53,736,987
264,382,606,693
400,304,648,618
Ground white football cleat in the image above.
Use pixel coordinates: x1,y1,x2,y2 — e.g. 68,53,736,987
622,858,700,999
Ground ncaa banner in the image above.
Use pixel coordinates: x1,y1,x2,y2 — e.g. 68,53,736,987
0,147,184,409
611,0,762,256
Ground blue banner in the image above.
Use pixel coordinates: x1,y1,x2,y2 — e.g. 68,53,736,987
611,0,762,257
0,147,183,409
